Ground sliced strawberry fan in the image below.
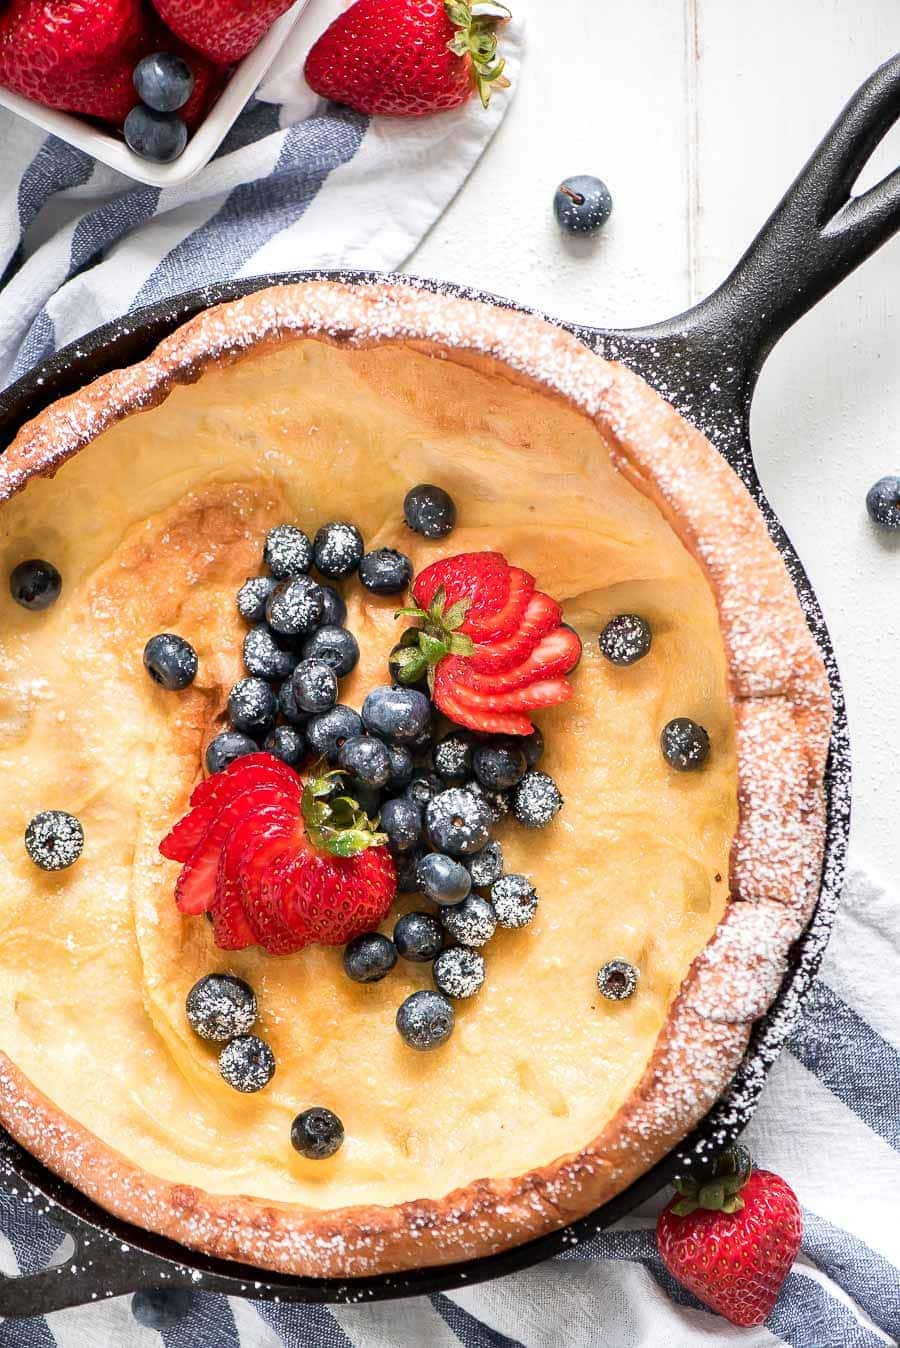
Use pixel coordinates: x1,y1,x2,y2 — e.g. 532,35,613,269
395,551,580,734
159,760,396,954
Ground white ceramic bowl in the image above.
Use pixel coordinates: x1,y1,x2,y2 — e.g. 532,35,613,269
0,0,310,187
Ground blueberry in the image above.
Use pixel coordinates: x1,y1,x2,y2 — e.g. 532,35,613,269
264,724,305,766
305,705,364,763
338,735,391,789
396,988,454,1049
313,521,364,579
433,946,485,999
403,483,457,540
512,770,563,827
394,910,444,961
473,740,526,790
131,1289,197,1330
521,726,544,769
277,679,309,726
243,624,297,680
362,685,431,744
466,840,504,887
302,625,359,677
133,52,195,112
405,772,444,808
185,973,256,1041
386,744,415,790
24,810,83,871
228,677,277,738
866,475,900,528
237,575,277,623
600,614,652,666
9,559,61,611
124,105,187,163
264,524,312,578
205,730,258,775
426,787,492,856
380,797,423,853
218,1035,275,1092
396,848,426,893
417,852,471,905
359,548,413,595
343,932,397,983
267,576,325,637
291,1106,344,1159
292,659,338,715
490,874,538,928
432,731,474,785
553,175,613,234
143,633,198,690
465,778,510,823
661,718,710,771
320,583,347,626
441,894,497,948
597,959,639,1001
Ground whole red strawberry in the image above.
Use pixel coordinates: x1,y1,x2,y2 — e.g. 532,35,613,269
160,756,397,954
656,1146,802,1327
305,0,511,118
0,0,149,122
149,0,296,65
394,551,580,735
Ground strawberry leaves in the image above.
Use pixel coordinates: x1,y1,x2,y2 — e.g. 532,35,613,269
302,770,387,858
444,1,512,108
394,585,474,692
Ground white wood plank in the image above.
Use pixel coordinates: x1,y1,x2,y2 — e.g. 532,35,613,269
408,0,692,328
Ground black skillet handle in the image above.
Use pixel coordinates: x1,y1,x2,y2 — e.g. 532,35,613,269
595,52,900,460
0,1164,200,1318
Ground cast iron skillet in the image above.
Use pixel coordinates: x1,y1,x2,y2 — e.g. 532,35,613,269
0,53,898,1319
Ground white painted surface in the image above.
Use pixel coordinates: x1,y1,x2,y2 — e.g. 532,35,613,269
408,1,900,880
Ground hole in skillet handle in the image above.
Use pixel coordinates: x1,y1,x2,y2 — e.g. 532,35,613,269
0,1226,198,1318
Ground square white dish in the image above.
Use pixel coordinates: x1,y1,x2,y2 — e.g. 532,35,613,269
0,0,310,187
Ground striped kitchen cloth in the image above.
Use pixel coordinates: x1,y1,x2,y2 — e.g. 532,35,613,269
0,858,897,1346
0,0,524,390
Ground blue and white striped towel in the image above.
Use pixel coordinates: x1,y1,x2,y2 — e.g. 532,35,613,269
0,9,898,1339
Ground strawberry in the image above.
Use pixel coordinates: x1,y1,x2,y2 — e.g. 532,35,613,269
160,758,396,954
174,780,300,915
395,552,577,735
281,845,398,947
149,0,296,65
468,591,563,674
413,552,513,636
656,1146,803,1328
459,624,582,691
305,0,511,119
0,0,149,123
432,661,533,735
162,756,300,864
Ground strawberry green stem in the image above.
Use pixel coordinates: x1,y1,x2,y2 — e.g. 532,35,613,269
669,1144,753,1217
394,585,474,693
301,769,387,858
445,0,512,108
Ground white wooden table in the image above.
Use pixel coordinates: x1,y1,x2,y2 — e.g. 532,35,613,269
409,1,900,883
